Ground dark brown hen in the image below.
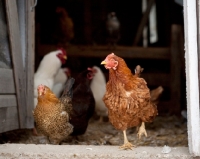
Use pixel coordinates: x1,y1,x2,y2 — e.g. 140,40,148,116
69,68,95,136
101,53,158,150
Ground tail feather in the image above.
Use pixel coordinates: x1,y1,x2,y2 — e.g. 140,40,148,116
61,77,75,98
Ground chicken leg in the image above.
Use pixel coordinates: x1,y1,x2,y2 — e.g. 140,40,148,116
119,130,135,150
137,122,147,139
98,116,103,122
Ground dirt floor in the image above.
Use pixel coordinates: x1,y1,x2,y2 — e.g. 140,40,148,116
0,115,188,147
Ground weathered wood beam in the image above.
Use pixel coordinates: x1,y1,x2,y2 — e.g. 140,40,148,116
0,95,17,108
5,0,26,128
170,24,182,114
184,0,200,156
38,45,170,60
0,107,19,133
0,68,15,94
25,0,35,128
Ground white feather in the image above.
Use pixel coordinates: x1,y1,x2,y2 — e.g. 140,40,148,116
90,66,108,117
52,68,68,97
34,50,63,108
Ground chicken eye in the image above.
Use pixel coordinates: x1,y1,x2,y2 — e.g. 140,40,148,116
114,61,118,65
110,59,118,68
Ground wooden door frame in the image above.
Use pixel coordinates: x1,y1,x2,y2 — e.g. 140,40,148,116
183,0,200,156
5,0,34,129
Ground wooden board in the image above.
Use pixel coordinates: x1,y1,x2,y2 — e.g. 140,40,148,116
0,68,15,94
38,45,170,60
0,95,17,108
24,0,35,128
169,25,182,114
5,0,27,128
0,106,19,133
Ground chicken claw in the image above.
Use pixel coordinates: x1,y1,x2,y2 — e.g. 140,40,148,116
137,122,147,139
119,130,136,150
119,142,135,150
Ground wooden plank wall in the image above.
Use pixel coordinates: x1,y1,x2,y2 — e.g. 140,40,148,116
0,68,19,133
5,0,27,128
0,95,19,133
0,0,35,133
0,68,15,93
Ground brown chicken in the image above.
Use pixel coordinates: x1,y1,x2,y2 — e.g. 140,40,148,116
101,53,158,150
33,78,74,144
53,6,74,47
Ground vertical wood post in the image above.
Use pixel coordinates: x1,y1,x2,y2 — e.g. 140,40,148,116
5,0,26,128
170,24,182,114
183,0,200,156
197,0,200,96
25,0,35,128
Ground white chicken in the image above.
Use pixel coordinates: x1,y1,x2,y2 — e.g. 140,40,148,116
89,66,108,122
34,48,67,107
52,67,70,97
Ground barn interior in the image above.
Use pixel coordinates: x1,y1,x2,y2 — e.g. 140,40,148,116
35,0,185,115
0,0,187,147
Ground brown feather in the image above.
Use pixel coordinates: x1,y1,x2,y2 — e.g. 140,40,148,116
33,85,73,144
103,54,158,131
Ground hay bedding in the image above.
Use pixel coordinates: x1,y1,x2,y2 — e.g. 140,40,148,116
0,115,187,147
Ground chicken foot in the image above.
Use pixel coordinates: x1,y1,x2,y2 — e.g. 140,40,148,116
119,130,135,150
137,122,147,139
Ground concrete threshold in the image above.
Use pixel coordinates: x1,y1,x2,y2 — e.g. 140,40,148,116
0,144,192,159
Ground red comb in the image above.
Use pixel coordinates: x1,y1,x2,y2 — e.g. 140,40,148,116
87,67,97,74
58,48,67,55
37,84,45,90
87,67,92,71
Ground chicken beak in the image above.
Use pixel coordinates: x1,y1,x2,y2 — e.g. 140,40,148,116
38,91,42,96
101,61,106,65
63,55,67,60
